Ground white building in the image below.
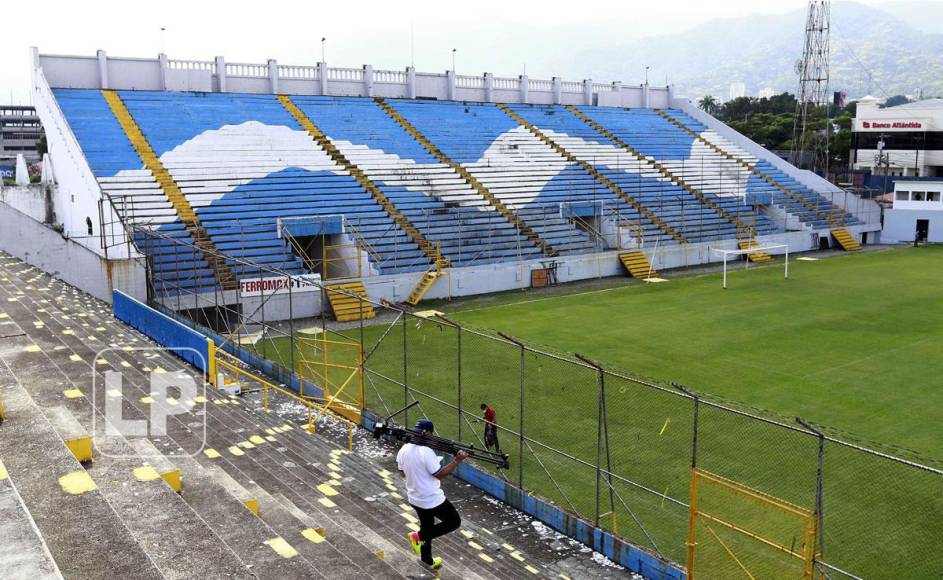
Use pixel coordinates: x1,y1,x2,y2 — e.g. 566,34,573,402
852,96,943,177
757,87,775,99
881,181,943,243
729,82,746,100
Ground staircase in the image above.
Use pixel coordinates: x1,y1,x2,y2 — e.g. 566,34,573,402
325,281,376,322
831,228,862,251
277,95,439,266
404,257,448,306
374,98,558,258
655,108,829,224
567,105,757,238
619,251,658,279
102,90,238,290
497,103,687,244
738,239,772,263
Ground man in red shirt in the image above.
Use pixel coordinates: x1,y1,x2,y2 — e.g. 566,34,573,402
480,403,501,453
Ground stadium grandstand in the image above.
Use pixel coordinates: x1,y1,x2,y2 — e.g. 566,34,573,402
17,48,879,316
6,46,930,580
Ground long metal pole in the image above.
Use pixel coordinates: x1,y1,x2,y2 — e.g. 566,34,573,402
288,279,295,375
675,383,699,579
518,342,524,487
457,323,463,440
797,417,826,576
403,312,409,427
499,332,526,487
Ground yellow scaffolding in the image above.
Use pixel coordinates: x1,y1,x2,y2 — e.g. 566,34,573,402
686,468,820,580
210,345,361,449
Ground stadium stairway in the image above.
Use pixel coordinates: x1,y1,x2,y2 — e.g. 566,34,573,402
497,103,687,245
278,95,440,268
618,251,659,280
373,97,558,258
325,281,377,322
101,89,239,292
831,228,862,251
563,105,761,241
737,239,772,263
288,96,546,271
654,108,858,229
0,253,622,579
384,100,600,255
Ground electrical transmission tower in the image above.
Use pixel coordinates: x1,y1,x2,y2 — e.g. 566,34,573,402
791,0,831,174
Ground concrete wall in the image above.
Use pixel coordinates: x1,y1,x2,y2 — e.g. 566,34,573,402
37,49,666,109
161,231,812,322
0,184,53,223
882,209,943,243
0,201,147,303
31,52,138,260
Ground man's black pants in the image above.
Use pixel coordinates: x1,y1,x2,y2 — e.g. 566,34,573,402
412,499,461,564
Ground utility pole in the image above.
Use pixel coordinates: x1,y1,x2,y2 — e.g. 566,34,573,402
791,0,831,175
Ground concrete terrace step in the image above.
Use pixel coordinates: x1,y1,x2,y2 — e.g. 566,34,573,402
0,252,628,580
0,457,62,579
0,285,363,578
0,378,162,579
0,292,262,579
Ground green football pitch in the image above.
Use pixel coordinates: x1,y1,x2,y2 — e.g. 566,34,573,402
255,245,943,575
442,245,943,461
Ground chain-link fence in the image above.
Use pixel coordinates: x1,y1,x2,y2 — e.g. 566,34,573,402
135,228,943,579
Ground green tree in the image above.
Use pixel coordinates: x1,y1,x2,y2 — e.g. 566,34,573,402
881,94,910,108
698,95,719,115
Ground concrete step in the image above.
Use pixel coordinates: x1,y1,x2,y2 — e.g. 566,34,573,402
0,293,259,579
0,457,63,579
1,286,412,579
0,378,161,579
0,253,622,579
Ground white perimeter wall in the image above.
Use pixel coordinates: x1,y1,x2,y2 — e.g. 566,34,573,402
0,201,147,303
31,51,138,260
162,231,813,321
37,49,668,108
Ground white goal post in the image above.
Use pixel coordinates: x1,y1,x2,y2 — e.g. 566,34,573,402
711,244,789,289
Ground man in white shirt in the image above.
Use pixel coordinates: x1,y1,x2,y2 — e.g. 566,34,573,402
396,418,468,570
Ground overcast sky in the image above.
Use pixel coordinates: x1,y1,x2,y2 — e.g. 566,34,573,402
1,0,889,104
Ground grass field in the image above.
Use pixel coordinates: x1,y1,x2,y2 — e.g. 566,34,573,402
256,245,943,577
445,246,943,460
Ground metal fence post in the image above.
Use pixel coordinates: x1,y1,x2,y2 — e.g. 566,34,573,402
403,312,409,427
577,353,607,528
288,279,295,374
675,383,699,580
797,417,826,577
499,332,526,487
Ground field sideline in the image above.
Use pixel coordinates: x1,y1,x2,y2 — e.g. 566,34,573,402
442,245,943,462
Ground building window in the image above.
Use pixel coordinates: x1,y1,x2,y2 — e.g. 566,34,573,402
912,192,925,201
928,192,941,202
896,191,909,201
